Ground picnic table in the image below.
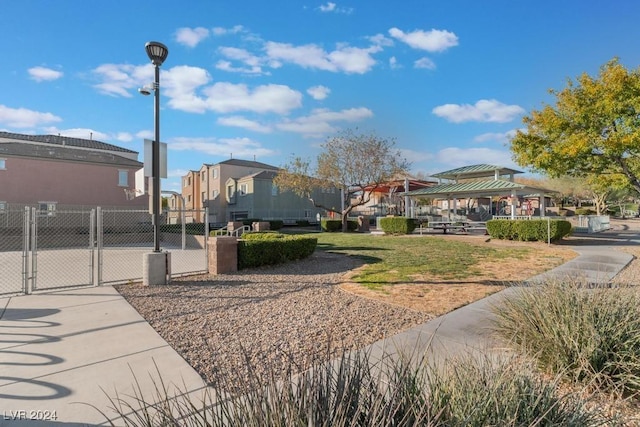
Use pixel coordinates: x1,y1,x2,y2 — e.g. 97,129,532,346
428,220,487,234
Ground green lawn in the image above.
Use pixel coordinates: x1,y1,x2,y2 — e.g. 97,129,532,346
301,233,530,290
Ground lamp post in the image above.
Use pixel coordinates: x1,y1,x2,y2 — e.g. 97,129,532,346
143,41,168,252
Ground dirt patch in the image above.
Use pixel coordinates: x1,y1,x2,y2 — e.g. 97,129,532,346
339,235,577,316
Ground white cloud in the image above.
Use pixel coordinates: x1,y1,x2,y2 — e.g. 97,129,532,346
175,27,210,48
217,116,272,133
202,83,302,114
168,169,189,178
399,148,433,163
216,47,266,74
473,130,519,144
163,65,212,113
92,63,143,97
368,34,394,47
319,2,336,12
317,2,353,13
432,99,525,123
389,28,459,52
28,66,63,82
115,132,134,142
307,85,331,100
276,107,373,137
91,61,302,116
43,127,109,141
212,25,245,36
264,41,380,74
0,105,62,128
414,57,436,70
169,136,276,158
136,130,154,140
389,56,400,69
435,147,516,168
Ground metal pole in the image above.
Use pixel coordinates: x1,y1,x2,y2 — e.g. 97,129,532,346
153,64,161,252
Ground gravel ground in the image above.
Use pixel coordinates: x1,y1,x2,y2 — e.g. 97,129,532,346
115,251,433,390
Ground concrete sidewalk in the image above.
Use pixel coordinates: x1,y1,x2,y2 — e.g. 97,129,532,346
0,286,207,426
0,230,635,425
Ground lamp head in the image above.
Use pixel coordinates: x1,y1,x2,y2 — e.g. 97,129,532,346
145,41,169,66
138,86,152,96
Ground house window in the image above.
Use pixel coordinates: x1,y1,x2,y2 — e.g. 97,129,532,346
212,168,218,179
228,186,234,198
212,190,219,199
0,158,5,170
118,170,128,187
272,184,278,196
202,191,206,202
38,202,56,217
187,195,192,203
304,210,311,218
239,184,248,196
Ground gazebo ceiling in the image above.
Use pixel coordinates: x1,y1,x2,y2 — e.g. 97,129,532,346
431,164,524,180
404,179,552,199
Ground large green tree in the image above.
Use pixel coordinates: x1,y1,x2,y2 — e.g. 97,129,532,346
511,58,640,195
274,129,409,232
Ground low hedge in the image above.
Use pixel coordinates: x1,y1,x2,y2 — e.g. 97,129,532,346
486,219,572,242
269,220,284,230
238,233,317,269
321,219,358,232
379,217,417,235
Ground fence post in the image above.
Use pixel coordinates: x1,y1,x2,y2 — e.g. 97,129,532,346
97,207,103,286
208,236,237,274
29,207,37,293
22,206,30,294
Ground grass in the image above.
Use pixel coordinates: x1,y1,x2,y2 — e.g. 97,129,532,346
102,348,614,426
303,232,531,290
492,280,640,397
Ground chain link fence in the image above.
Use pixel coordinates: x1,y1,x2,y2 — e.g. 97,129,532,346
0,207,29,295
0,206,209,295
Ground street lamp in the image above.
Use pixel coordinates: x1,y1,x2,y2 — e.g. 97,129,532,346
142,41,168,252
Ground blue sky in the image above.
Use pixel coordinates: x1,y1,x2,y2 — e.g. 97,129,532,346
2,0,640,192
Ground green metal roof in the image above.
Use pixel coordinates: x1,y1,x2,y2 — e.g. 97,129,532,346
405,179,550,198
431,164,523,180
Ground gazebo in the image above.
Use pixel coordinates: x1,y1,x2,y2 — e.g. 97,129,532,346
405,164,554,220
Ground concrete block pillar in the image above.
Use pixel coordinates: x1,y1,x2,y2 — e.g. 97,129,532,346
209,236,238,275
143,251,171,285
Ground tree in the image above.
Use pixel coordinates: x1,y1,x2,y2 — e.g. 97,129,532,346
510,58,640,195
274,129,409,232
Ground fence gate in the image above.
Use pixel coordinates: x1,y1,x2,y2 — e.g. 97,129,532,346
31,208,95,292
0,207,30,295
0,207,209,295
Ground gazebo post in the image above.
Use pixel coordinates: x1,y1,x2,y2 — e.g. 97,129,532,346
511,190,517,219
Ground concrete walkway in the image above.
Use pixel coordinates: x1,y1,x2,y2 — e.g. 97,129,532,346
366,232,636,366
0,287,208,426
0,228,636,425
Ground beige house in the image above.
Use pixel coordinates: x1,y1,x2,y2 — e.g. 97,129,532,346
171,158,341,226
0,131,147,212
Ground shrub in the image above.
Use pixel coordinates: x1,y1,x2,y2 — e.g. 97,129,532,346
241,231,284,240
493,280,640,395
238,234,317,269
486,219,571,242
575,208,595,215
379,217,417,234
321,219,357,232
104,348,611,426
269,220,284,230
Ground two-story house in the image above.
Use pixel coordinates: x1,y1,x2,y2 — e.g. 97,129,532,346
0,131,147,213
172,158,341,226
